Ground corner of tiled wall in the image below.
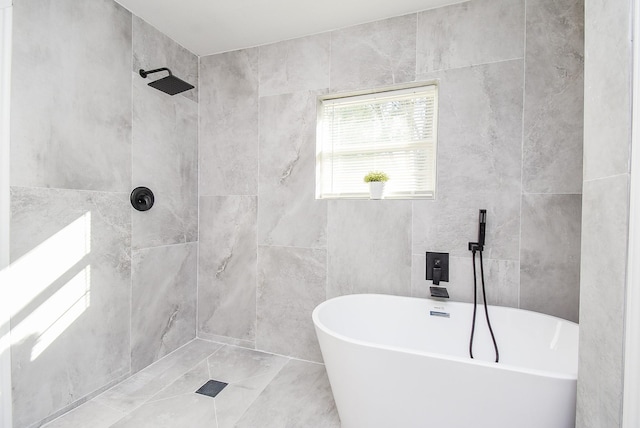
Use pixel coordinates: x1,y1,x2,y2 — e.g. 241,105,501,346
9,3,200,426
130,15,199,374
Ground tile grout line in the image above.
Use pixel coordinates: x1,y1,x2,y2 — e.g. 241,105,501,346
196,53,201,343
229,359,294,426
417,56,526,79
7,185,132,195
518,0,528,310
583,172,631,184
325,27,332,301
132,241,199,252
129,14,135,379
256,47,261,353
198,336,326,366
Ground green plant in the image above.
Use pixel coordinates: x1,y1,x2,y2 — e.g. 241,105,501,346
363,171,389,183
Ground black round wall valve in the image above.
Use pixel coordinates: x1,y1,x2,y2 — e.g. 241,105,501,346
130,187,155,212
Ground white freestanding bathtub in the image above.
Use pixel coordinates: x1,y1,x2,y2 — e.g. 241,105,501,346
312,294,579,428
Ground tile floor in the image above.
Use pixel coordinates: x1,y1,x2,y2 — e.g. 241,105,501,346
42,340,341,427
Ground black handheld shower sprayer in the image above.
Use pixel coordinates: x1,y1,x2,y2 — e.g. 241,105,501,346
468,209,487,252
468,209,499,363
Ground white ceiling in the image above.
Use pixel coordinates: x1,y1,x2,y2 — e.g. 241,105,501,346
114,0,466,56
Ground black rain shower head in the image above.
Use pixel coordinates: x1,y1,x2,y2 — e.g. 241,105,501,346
139,68,194,96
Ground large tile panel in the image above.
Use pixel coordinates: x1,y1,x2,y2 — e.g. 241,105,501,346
10,187,131,428
132,76,198,249
11,0,132,192
327,200,412,298
199,49,259,196
257,246,326,362
413,60,524,261
235,360,340,428
131,243,198,372
523,0,584,193
258,91,327,248
133,15,199,103
577,175,629,428
198,196,257,343
583,0,632,181
417,0,525,73
330,14,417,91
259,34,330,97
520,194,582,322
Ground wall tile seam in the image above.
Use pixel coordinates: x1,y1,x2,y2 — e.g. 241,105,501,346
257,243,328,251
198,336,326,368
257,87,330,100
129,13,135,380
199,193,259,198
325,30,333,305
198,25,525,78
583,172,631,185
518,0,529,311
196,53,201,343
255,52,262,358
8,185,130,196
521,192,583,196
411,253,520,264
414,10,419,83
415,56,526,79
132,236,199,250
132,241,199,253
196,332,256,347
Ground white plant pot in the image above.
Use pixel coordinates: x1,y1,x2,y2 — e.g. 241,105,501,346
369,182,385,199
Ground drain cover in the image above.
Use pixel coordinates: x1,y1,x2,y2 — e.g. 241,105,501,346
195,380,228,398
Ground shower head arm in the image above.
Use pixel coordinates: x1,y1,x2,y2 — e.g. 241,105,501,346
139,67,173,79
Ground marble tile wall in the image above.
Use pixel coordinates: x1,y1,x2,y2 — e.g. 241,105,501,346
9,1,199,427
10,0,132,192
198,0,584,363
130,15,199,377
131,243,198,372
9,188,131,428
576,0,632,426
198,196,257,345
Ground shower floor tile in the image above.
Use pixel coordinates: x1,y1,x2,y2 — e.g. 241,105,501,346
41,339,340,428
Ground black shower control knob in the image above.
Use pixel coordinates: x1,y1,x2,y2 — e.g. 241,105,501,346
130,187,155,211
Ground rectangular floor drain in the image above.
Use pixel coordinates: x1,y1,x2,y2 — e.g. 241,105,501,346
195,379,228,398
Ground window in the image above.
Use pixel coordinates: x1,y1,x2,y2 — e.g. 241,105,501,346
316,84,438,199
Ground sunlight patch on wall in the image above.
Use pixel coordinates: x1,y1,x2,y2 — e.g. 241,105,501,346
9,212,91,315
6,211,92,358
29,266,91,361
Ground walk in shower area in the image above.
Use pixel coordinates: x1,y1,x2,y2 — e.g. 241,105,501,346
0,0,636,427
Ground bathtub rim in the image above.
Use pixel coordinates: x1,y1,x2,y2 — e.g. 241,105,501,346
313,293,578,381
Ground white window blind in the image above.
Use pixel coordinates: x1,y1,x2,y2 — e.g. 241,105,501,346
316,85,438,199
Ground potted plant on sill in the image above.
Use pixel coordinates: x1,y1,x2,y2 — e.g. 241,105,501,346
364,171,389,200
